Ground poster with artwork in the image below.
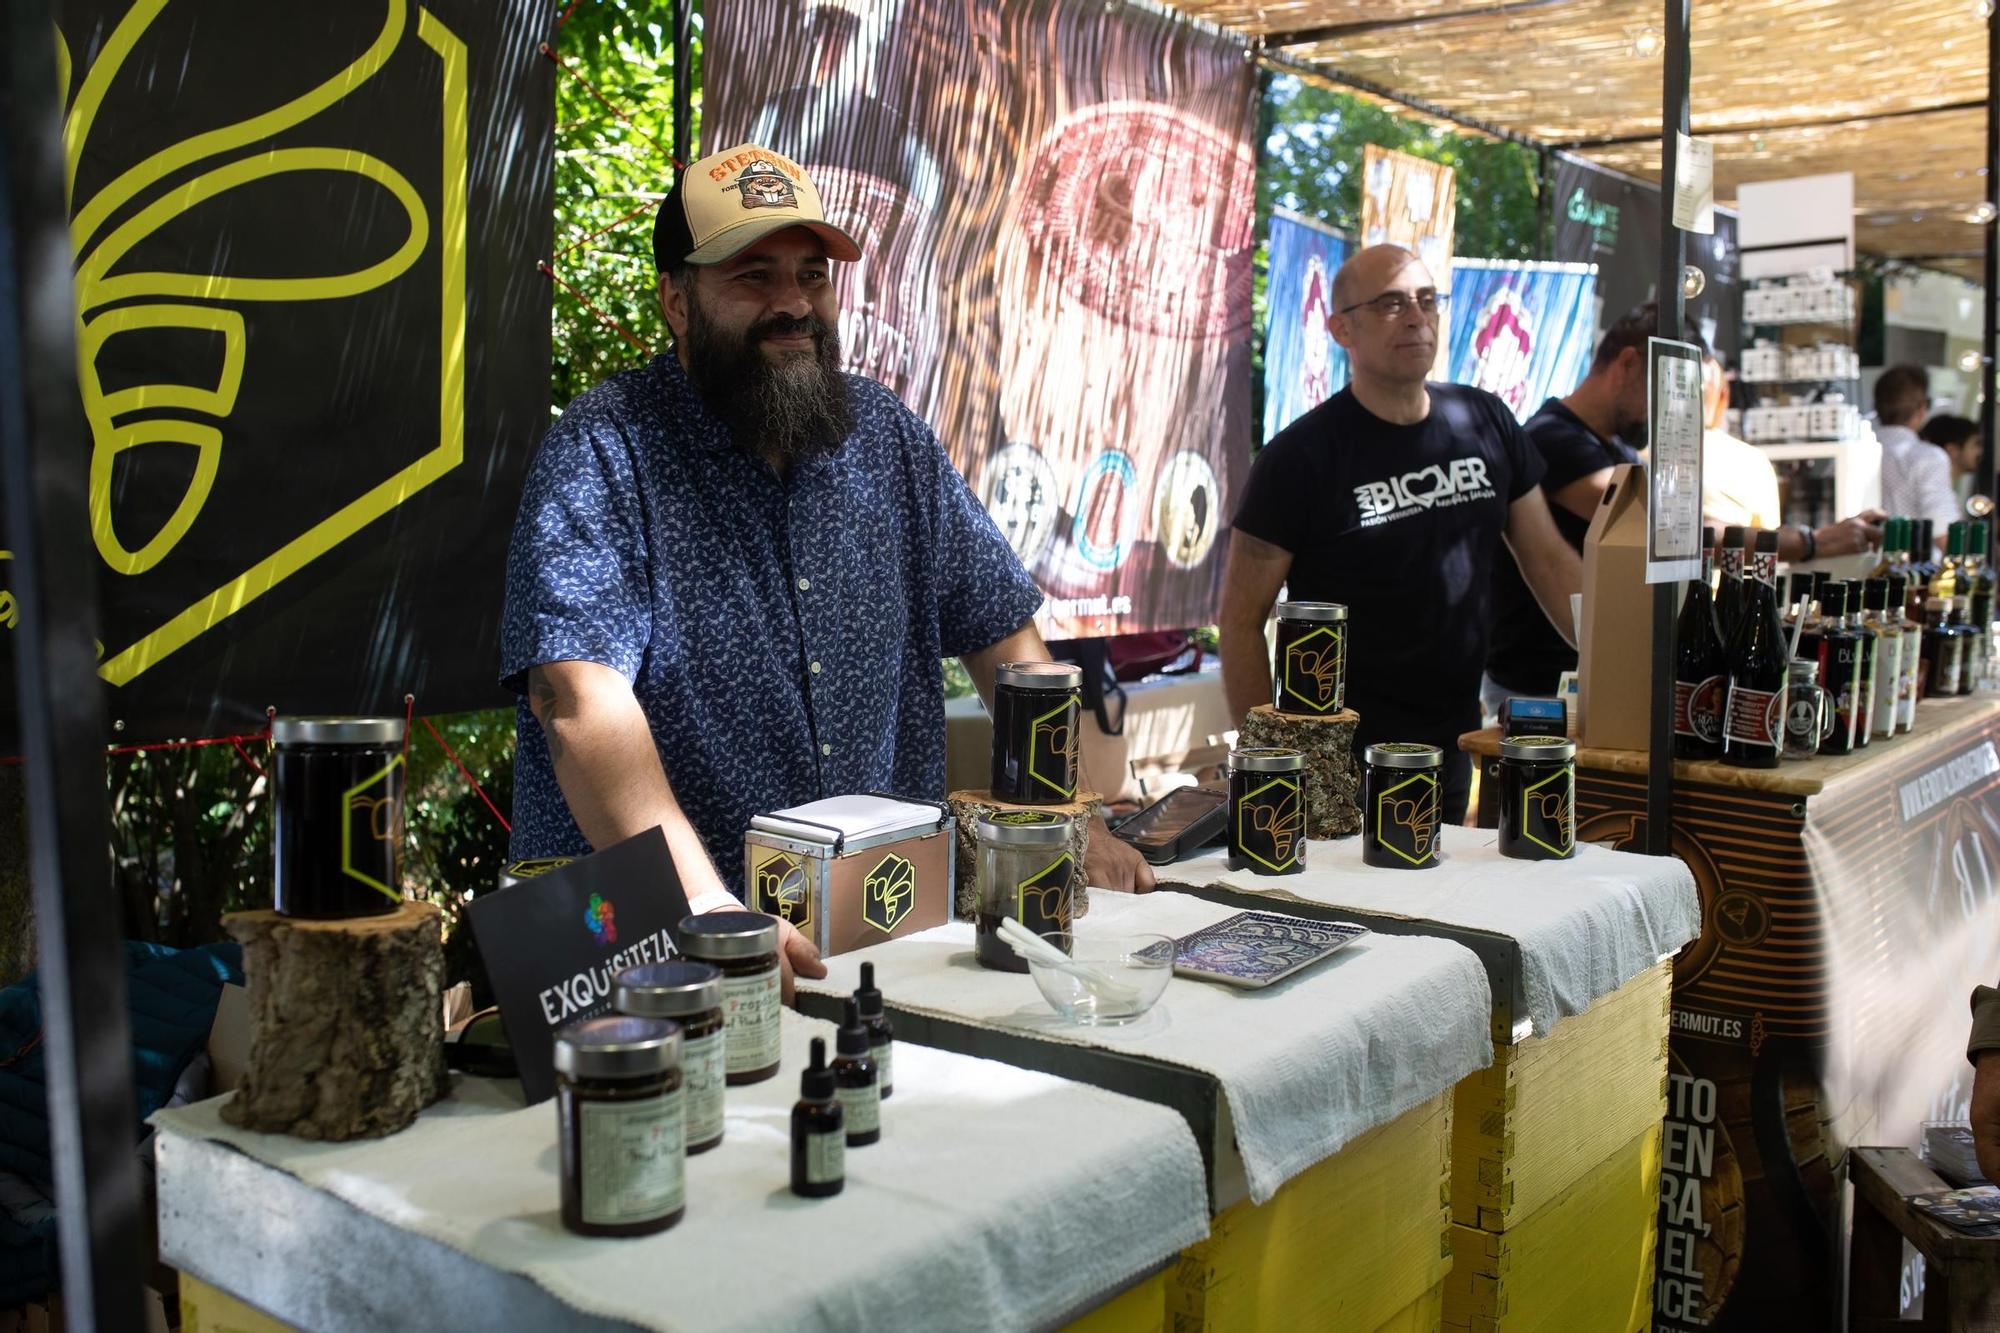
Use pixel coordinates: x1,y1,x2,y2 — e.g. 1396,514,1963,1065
1262,211,1350,439
1359,144,1456,296
1444,259,1599,423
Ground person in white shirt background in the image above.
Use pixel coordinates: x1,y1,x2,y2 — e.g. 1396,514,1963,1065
1920,413,1983,509
1876,363,1959,550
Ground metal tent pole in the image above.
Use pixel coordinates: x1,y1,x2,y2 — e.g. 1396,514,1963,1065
0,1,146,1326
673,0,694,167
1650,0,1691,857
1981,0,1997,503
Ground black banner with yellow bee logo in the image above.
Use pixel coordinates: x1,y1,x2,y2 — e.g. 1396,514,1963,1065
1,0,552,746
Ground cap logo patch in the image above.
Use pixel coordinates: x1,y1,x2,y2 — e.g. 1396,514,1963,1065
726,159,798,211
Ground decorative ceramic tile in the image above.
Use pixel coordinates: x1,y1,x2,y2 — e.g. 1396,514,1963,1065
1167,911,1370,989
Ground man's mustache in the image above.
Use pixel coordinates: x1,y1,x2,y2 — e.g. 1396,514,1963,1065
750,313,831,342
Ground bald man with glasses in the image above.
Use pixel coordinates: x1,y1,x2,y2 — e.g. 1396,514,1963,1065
1219,244,1582,824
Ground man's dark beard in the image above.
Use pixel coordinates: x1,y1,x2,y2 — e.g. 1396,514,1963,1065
680,298,856,465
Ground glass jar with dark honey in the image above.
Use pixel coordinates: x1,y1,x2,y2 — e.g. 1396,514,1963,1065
615,961,727,1153
973,810,1076,972
989,662,1083,804
1496,735,1576,861
1272,602,1349,716
1227,747,1306,875
271,716,405,918
555,1015,685,1237
679,912,781,1085
1362,743,1444,870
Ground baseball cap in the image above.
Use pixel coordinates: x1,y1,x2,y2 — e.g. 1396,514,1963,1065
653,142,863,272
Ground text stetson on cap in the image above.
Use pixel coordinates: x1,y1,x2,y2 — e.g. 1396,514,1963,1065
653,143,862,271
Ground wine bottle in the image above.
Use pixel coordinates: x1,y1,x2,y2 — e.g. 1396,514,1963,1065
1888,575,1920,732
1922,594,1965,701
1815,582,1861,756
1842,580,1877,747
1723,531,1786,768
1861,577,1902,740
1673,526,1726,760
1967,520,1994,692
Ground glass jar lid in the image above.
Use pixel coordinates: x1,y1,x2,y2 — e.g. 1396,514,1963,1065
993,661,1083,691
975,810,1074,846
615,961,723,1017
270,715,406,746
1498,735,1577,762
679,911,780,960
1274,600,1348,623
554,1015,681,1080
1364,742,1444,770
1231,746,1305,773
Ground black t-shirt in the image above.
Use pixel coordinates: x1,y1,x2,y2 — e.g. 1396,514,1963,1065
1485,398,1641,695
1233,384,1545,753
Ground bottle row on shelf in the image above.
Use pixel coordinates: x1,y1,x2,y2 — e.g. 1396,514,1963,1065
1674,518,1997,769
1743,400,1862,444
1744,277,1856,326
1739,341,1860,385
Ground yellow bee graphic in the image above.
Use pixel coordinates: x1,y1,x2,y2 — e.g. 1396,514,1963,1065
1383,786,1440,861
862,854,916,934
58,0,470,685
1285,634,1344,707
1249,786,1304,865
754,853,812,929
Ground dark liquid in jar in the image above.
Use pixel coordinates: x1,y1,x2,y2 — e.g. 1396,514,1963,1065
557,1069,685,1237
974,905,1073,973
1496,759,1575,861
1272,617,1346,716
1361,762,1441,870
273,744,403,918
990,685,1081,804
1226,769,1305,875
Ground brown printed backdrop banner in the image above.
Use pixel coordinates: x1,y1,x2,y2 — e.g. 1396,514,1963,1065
0,0,552,748
706,0,1259,639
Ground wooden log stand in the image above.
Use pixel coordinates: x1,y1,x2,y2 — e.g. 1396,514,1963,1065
1239,704,1361,839
946,789,1099,921
222,900,446,1140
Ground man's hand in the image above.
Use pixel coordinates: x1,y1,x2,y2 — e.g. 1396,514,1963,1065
1813,510,1886,559
1974,1049,2000,1185
1087,815,1156,892
773,914,826,1003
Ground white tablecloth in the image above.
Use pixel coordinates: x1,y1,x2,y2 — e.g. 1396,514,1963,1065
804,890,1493,1206
1170,833,1700,1036
152,1013,1207,1333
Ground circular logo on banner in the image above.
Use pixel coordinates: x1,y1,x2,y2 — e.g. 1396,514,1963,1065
1004,103,1255,342
983,442,1061,566
1710,890,1772,948
1072,450,1138,573
1153,450,1220,570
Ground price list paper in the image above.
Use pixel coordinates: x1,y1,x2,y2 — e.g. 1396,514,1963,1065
1647,338,1706,584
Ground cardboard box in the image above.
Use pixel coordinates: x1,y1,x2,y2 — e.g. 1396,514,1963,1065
744,795,955,957
1578,464,1652,752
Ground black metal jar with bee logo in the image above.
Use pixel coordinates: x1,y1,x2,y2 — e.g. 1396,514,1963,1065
973,810,1076,973
1227,747,1306,875
990,662,1082,804
1272,601,1349,716
1362,743,1443,870
1496,735,1576,861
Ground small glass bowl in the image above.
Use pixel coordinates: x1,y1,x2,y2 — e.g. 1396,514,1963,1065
1027,932,1175,1025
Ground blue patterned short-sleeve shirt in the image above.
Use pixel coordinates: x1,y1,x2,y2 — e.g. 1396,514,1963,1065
501,353,1043,895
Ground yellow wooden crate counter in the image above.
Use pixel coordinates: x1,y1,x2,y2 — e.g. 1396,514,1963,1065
1170,1091,1453,1332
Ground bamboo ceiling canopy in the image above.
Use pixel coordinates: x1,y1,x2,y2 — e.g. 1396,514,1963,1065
1161,0,1992,270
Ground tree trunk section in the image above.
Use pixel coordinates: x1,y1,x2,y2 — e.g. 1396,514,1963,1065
222,901,445,1139
1239,705,1362,839
947,789,1099,921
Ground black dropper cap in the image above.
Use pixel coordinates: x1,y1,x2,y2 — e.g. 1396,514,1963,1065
837,998,870,1058
801,1037,835,1101
855,962,884,1020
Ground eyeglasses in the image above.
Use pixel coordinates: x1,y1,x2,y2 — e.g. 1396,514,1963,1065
1337,289,1450,321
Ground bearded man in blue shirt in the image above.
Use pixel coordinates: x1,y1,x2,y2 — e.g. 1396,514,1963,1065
502,143,1154,994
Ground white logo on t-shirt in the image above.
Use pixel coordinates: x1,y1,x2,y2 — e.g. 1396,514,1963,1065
1353,457,1496,525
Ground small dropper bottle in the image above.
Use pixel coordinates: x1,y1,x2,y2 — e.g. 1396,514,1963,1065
854,962,895,1100
831,999,882,1147
791,1037,845,1198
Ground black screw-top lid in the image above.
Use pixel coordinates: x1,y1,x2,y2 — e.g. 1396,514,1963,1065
855,961,884,1019
1889,574,1909,600
1820,582,1847,617
1722,525,1748,547
1863,577,1888,611
1702,525,1716,548
1842,580,1867,614
802,1037,835,1101
1754,529,1779,553
837,998,871,1057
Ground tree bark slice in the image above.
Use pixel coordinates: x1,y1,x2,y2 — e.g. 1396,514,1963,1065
946,789,1100,921
221,900,445,1140
1239,705,1362,839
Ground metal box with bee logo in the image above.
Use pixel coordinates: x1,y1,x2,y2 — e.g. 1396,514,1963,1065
742,794,955,956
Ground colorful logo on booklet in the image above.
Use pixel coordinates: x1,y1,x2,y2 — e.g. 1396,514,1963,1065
584,892,617,945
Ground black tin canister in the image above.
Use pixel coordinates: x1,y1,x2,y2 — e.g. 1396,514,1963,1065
1496,735,1577,861
1272,601,1349,716
1362,743,1444,870
990,662,1083,804
1227,747,1307,875
272,716,405,918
